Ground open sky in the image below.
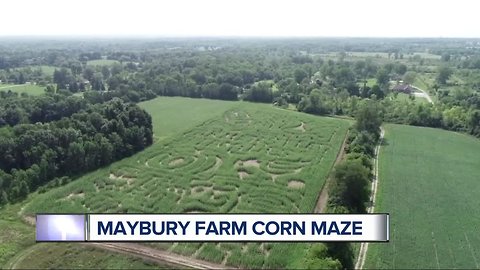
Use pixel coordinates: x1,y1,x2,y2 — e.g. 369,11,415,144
1,0,479,38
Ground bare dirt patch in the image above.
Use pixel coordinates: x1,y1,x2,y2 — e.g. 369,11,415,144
205,156,223,173
109,173,135,185
67,192,85,200
238,171,249,180
236,159,260,168
295,122,306,132
90,242,230,270
123,175,135,186
191,186,213,195
314,130,349,214
288,180,305,189
169,158,185,166
23,215,36,225
271,174,280,182
260,243,271,257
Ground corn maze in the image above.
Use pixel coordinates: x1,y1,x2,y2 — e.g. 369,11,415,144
26,105,349,268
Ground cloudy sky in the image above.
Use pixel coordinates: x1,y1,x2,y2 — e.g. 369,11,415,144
0,0,478,37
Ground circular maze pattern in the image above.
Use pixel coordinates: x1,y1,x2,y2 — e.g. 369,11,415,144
47,107,347,268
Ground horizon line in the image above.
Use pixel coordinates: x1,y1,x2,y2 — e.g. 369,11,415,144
1,35,480,40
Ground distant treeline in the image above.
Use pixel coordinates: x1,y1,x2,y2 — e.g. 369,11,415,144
0,94,152,205
2,40,479,138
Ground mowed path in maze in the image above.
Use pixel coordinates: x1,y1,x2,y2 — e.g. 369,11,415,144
366,124,480,269
24,98,350,268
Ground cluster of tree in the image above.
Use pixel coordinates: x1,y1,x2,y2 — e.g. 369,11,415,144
304,243,352,270
0,67,52,85
331,101,382,214
382,97,480,137
305,102,382,269
0,97,152,205
0,93,87,126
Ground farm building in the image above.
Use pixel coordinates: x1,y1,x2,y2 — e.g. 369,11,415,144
392,84,413,94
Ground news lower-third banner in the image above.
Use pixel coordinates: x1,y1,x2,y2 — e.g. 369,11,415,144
36,213,389,242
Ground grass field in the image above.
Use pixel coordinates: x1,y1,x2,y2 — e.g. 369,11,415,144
87,59,120,66
366,124,480,269
19,97,350,268
388,92,428,104
0,84,45,96
32,65,57,77
139,97,238,141
357,78,377,88
6,244,161,269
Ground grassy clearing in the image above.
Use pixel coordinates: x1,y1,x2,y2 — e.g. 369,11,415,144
388,92,428,104
87,59,120,66
253,80,279,92
37,65,57,76
0,84,45,96
357,78,377,88
366,124,480,269
139,97,238,141
32,65,57,77
22,98,350,268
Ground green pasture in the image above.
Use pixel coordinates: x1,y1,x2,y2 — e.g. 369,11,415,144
0,84,45,96
366,124,480,269
86,59,120,66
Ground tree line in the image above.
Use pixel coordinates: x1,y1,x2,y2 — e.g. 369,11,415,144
304,101,382,269
0,95,152,205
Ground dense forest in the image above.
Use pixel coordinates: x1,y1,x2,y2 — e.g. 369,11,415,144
0,93,152,205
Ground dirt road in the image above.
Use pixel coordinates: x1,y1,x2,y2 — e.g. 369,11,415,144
91,243,230,269
412,86,434,104
314,131,349,213
355,127,385,270
0,85,23,90
16,213,229,269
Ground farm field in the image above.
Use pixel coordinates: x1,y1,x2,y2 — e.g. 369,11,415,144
0,97,240,269
365,124,480,269
139,97,238,141
30,65,58,76
86,59,120,66
0,84,45,96
19,97,350,268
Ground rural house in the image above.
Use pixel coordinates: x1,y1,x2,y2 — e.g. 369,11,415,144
392,84,413,94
